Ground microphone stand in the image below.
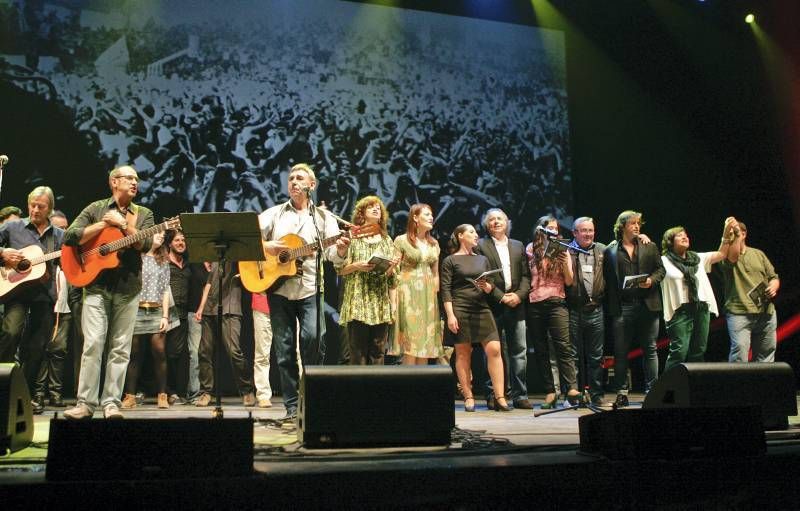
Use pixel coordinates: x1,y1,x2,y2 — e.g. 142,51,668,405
306,189,325,366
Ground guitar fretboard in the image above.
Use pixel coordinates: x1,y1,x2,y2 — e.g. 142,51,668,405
288,234,342,260
29,250,62,266
83,220,174,257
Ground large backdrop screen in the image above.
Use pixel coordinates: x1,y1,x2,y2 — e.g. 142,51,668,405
1,0,571,240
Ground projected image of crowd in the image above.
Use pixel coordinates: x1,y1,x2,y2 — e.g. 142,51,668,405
0,0,571,239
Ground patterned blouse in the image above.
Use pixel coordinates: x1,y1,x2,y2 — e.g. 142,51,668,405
338,234,398,326
139,254,171,303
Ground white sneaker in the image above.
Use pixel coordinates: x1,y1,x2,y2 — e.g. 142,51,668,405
63,403,93,420
103,403,124,420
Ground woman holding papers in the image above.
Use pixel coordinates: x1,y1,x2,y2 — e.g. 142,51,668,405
660,217,739,372
441,224,510,412
526,215,581,408
337,196,398,365
389,203,443,364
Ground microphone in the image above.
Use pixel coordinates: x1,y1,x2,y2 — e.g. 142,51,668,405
536,225,559,237
0,155,8,166
300,185,313,195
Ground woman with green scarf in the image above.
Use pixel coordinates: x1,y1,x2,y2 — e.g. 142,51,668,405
660,217,740,372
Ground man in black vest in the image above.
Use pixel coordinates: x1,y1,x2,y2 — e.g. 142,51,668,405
603,210,664,408
566,217,609,406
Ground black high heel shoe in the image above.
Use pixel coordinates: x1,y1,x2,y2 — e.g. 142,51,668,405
494,395,512,412
464,396,476,413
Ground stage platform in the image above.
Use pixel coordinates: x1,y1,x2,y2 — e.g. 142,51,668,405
3,394,800,508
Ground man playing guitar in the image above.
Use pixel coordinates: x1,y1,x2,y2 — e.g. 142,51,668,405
259,163,349,419
63,165,155,420
0,186,64,403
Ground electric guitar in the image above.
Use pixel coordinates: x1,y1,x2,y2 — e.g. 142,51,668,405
0,245,62,302
61,216,181,287
239,223,380,293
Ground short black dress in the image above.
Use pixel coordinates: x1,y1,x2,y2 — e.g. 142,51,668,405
440,253,500,344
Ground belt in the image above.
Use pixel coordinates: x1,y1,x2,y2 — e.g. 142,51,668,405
582,302,601,311
139,301,162,309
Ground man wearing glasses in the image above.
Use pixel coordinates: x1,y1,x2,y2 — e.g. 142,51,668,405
64,165,155,420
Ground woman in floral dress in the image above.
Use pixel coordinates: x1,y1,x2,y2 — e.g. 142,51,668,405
390,203,443,364
337,196,397,365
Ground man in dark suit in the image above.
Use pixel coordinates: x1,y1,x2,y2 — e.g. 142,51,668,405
603,210,665,408
566,217,609,406
475,208,532,409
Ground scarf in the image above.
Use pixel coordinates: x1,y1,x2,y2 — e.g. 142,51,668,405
666,250,700,303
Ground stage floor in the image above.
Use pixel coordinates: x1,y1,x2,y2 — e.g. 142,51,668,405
4,393,800,472
5,395,800,508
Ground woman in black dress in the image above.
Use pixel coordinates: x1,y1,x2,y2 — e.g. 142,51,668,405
441,224,510,412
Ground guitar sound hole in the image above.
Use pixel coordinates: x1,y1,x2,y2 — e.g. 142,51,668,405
278,251,290,264
99,245,109,256
16,259,30,272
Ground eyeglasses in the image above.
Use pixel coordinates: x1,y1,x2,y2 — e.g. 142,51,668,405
115,174,139,182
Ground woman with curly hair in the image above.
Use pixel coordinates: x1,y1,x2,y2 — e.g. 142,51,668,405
526,215,581,409
337,196,398,365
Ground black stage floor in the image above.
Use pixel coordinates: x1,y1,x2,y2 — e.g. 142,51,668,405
3,394,800,509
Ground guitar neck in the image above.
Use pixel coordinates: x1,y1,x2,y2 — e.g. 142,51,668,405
29,250,62,266
289,234,342,260
87,221,170,256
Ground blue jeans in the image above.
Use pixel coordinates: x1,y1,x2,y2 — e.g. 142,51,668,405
485,304,527,401
186,312,202,397
269,294,325,414
76,290,139,412
612,302,659,394
727,312,777,363
568,305,605,400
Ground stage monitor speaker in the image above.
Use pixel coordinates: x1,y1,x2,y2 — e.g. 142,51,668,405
298,365,454,448
643,362,797,430
46,417,253,480
0,363,33,455
579,406,766,460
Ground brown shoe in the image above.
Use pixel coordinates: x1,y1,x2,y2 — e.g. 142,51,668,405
157,393,169,409
121,393,137,409
257,399,272,408
242,392,256,407
195,393,212,407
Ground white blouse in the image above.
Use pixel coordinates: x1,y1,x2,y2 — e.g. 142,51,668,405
660,251,718,322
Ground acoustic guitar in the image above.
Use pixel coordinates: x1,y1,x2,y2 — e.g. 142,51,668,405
239,223,380,293
62,217,181,287
0,245,61,302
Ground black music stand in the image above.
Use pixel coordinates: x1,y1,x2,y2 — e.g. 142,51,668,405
180,212,263,418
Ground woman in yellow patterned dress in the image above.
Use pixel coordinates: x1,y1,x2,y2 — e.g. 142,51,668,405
337,196,397,365
389,203,443,364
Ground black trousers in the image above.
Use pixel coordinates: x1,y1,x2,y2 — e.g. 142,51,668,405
198,314,254,396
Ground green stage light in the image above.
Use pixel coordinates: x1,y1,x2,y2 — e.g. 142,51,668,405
745,13,755,24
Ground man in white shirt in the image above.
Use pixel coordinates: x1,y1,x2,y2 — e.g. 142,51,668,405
260,164,349,418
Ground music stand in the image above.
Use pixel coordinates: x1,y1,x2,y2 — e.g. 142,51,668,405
180,212,264,418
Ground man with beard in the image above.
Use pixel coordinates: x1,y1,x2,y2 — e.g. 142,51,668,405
603,211,665,408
